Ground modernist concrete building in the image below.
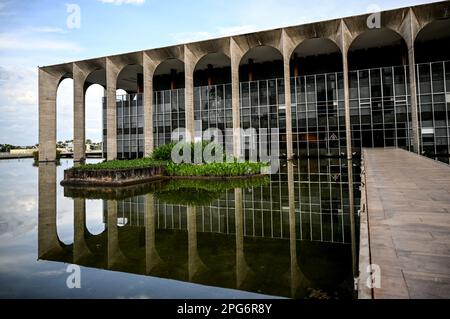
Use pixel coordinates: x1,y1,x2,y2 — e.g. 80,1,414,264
38,1,450,163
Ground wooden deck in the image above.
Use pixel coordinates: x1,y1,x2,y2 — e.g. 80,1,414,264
361,148,450,299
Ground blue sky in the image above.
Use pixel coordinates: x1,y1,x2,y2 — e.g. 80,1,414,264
0,0,438,145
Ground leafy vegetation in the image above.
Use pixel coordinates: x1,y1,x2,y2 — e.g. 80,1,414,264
151,141,225,163
150,142,177,161
165,161,268,177
154,177,269,205
69,141,268,178
155,188,222,206
70,158,167,171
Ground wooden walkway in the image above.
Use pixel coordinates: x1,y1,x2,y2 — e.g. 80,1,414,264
361,148,450,299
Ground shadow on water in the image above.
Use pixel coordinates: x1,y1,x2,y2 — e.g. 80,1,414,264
38,158,361,299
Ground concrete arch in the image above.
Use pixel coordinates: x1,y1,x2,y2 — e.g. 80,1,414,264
193,52,231,87
84,202,106,236
184,39,231,142
151,57,187,148
145,45,185,77
232,29,283,63
414,17,450,63
238,45,283,82
282,19,343,60
153,57,185,91
38,64,72,162
411,2,450,36
185,38,231,69
290,37,343,76
348,27,408,70
143,48,185,154
56,77,74,146
73,63,106,162
84,83,104,148
340,7,413,54
116,64,144,93
85,227,107,238
104,53,143,160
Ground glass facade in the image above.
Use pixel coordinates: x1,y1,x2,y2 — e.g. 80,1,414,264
291,61,450,161
103,61,450,163
153,88,185,148
349,65,412,152
240,79,286,158
417,61,450,160
194,84,233,151
116,94,144,159
291,73,346,157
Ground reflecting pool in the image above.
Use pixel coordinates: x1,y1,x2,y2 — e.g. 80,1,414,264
0,158,360,299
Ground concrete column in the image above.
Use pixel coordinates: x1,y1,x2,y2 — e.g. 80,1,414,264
347,159,358,285
38,163,62,258
107,199,125,269
187,205,206,281
399,9,421,154
106,58,119,161
282,30,295,160
342,50,353,159
74,198,90,263
38,68,59,162
407,47,420,154
287,161,299,297
184,46,195,142
73,63,88,163
145,194,161,274
338,20,353,160
143,53,154,155
234,188,249,288
230,38,242,158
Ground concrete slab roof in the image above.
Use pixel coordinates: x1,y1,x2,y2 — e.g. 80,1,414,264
40,1,449,74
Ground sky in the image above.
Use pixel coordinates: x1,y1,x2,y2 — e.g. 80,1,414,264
0,0,439,145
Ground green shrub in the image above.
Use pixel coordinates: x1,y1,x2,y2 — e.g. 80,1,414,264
152,141,226,163
166,161,269,177
162,177,270,193
151,142,177,161
155,188,222,206
70,158,167,171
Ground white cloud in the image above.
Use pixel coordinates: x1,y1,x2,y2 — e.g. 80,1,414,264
0,32,81,51
30,26,66,34
97,0,145,5
0,65,37,108
0,64,38,144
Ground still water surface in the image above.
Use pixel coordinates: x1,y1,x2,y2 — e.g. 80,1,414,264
0,158,359,299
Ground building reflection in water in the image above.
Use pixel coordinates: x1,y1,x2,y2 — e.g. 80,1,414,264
38,158,360,299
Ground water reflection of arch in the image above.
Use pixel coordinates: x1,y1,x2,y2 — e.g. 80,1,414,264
294,241,352,298
38,163,73,262
41,158,359,297
240,237,291,297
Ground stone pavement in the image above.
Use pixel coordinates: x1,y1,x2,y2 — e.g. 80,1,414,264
363,148,450,299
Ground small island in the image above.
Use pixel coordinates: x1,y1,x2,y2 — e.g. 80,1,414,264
61,142,269,187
